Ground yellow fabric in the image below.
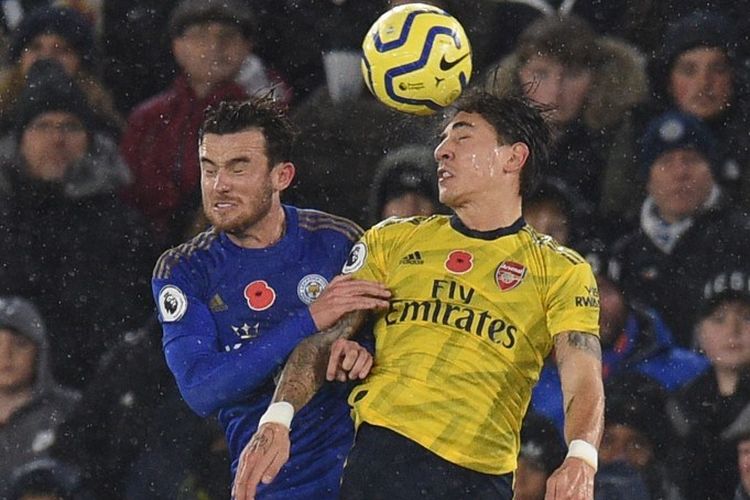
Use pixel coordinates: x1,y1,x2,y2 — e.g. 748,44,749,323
345,215,599,474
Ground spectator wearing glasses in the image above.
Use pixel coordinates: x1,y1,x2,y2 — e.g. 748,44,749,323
0,60,155,389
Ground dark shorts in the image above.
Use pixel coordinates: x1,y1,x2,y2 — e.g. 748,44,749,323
339,423,514,500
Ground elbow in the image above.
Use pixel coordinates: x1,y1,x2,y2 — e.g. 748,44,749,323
178,383,220,417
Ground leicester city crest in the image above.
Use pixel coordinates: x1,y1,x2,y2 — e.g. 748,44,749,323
297,274,329,305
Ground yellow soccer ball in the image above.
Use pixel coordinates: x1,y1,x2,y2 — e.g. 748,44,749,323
361,3,472,116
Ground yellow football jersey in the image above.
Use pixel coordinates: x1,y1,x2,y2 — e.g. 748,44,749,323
343,215,599,474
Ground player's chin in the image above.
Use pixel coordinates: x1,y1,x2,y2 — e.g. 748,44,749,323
207,213,242,233
438,188,457,208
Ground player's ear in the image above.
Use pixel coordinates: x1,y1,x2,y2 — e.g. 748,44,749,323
272,162,295,191
503,142,530,174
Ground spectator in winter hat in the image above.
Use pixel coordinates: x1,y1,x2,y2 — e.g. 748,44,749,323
612,110,750,346
0,59,156,389
368,144,440,226
0,6,122,135
523,177,592,246
670,268,750,500
0,297,79,494
654,11,738,121
597,373,681,500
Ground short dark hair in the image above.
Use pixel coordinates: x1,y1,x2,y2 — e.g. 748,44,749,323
446,89,552,196
200,98,297,168
168,0,256,40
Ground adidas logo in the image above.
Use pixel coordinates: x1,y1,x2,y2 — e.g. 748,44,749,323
399,251,424,265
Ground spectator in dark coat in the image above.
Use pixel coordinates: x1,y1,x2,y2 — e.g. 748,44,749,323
0,60,155,388
722,402,750,500
0,297,80,495
598,373,683,500
670,268,750,500
613,110,750,346
51,316,228,499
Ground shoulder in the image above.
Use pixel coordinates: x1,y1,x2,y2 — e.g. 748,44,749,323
520,226,588,268
152,227,219,280
370,214,446,234
126,86,179,124
297,208,363,243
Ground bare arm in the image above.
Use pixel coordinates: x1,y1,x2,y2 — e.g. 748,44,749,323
232,311,368,500
556,331,604,446
545,330,604,500
272,310,368,411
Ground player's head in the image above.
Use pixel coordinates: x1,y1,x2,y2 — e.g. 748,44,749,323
200,97,296,168
198,98,296,235
435,89,551,207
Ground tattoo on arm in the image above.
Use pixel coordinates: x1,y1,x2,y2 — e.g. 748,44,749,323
273,311,367,411
558,330,602,360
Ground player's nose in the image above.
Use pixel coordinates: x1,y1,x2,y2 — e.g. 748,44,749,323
434,139,453,162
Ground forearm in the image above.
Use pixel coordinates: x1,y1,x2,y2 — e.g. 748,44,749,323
272,311,366,411
164,309,316,416
556,331,605,447
562,371,604,447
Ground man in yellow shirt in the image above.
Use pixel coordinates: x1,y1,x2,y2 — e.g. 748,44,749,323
234,90,604,500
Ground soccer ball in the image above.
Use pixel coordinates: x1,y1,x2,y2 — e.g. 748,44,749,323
361,3,472,116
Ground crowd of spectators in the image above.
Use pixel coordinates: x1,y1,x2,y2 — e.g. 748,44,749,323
1,0,750,498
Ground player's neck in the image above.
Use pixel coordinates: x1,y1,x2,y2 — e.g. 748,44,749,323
227,204,287,249
453,196,522,232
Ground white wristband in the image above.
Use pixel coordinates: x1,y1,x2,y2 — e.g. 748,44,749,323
567,439,598,472
258,402,295,430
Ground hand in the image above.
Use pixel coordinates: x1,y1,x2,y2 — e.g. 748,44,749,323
544,457,595,500
326,338,373,382
309,275,390,331
232,423,290,500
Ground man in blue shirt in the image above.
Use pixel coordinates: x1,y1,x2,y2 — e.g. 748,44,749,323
152,98,390,499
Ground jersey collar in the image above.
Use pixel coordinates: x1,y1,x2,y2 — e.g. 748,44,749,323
450,214,526,240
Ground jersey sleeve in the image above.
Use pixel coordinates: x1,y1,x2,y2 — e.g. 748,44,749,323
340,225,389,282
152,261,317,417
545,262,600,338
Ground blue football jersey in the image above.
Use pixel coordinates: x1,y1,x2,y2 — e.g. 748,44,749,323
152,205,362,499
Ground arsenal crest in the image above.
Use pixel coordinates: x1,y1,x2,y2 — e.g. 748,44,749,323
495,261,526,291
